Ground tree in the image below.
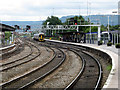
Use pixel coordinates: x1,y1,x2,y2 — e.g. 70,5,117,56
101,25,107,31
63,15,86,25
42,16,62,25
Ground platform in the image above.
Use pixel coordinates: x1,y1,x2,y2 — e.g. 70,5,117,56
0,44,15,51
45,39,119,89
0,44,16,58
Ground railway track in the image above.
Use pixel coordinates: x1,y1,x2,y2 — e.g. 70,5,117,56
1,38,103,89
0,42,40,72
0,44,32,66
1,38,25,60
1,43,66,90
65,50,102,90
39,41,102,89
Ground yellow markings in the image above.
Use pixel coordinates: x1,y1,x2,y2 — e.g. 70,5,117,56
41,35,42,39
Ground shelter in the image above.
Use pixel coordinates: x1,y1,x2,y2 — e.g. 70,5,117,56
110,30,120,44
0,23,15,46
0,23,15,32
58,31,85,43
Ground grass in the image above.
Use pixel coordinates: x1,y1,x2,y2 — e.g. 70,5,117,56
5,31,12,40
106,65,112,71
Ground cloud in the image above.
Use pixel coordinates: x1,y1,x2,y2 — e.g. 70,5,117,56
0,0,119,21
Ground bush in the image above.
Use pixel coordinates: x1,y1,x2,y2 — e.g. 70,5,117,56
98,40,103,45
115,43,120,48
107,42,112,46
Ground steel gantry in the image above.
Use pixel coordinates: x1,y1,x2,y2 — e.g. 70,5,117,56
41,24,101,42
16,24,101,43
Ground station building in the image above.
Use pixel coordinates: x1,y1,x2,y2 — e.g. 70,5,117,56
86,30,120,44
57,30,120,45
0,23,15,47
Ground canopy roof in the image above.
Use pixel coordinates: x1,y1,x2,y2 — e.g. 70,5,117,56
0,23,15,32
110,30,120,34
57,31,85,35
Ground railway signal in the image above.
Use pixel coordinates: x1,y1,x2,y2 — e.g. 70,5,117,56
14,25,20,30
26,25,31,30
74,20,77,25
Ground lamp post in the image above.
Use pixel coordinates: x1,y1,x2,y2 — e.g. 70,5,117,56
108,11,118,41
89,2,92,44
108,16,110,40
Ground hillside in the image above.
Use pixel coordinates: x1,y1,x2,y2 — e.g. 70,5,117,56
60,15,119,26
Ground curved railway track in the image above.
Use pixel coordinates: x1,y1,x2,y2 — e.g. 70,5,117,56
65,50,102,90
1,39,25,60
1,38,103,89
1,44,66,90
0,44,32,66
0,42,40,72
39,41,102,89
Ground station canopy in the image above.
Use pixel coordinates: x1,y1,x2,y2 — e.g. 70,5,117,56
0,23,15,32
110,30,120,34
57,31,85,35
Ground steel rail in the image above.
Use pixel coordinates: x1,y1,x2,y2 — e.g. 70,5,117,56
41,40,102,89
17,48,66,90
0,46,56,88
0,48,56,87
0,44,32,67
0,43,40,72
82,51,102,90
64,49,85,90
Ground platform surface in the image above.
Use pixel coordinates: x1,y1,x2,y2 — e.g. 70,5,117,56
0,44,15,51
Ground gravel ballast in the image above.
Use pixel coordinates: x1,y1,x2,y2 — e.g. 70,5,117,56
1,45,54,83
30,49,82,88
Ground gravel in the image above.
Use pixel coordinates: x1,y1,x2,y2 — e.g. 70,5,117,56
1,45,31,64
30,49,82,88
82,51,111,88
88,52,111,88
1,45,54,83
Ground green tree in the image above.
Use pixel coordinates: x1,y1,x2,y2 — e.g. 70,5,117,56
101,25,107,31
112,25,120,30
85,26,98,33
63,15,86,25
63,15,89,32
42,16,62,25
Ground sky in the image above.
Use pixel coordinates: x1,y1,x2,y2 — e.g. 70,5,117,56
0,0,119,21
